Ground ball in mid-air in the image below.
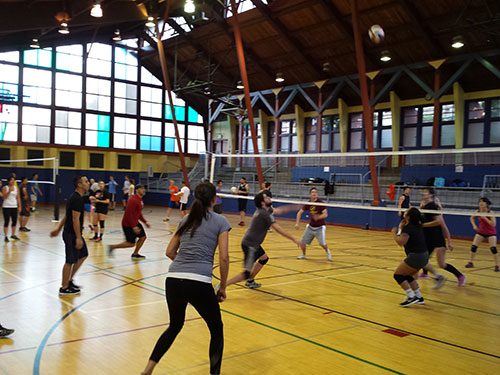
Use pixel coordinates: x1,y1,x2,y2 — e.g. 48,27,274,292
368,24,385,44
231,186,238,193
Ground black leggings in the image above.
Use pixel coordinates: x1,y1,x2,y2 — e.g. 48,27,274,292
3,208,18,228
150,278,224,374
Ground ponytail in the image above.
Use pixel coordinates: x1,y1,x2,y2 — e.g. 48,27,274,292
176,182,216,238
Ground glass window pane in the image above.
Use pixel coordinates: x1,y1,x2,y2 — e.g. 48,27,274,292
0,64,19,84
381,129,392,148
188,107,199,123
306,134,316,152
403,107,418,124
280,136,289,151
381,111,392,127
468,101,485,120
440,124,455,146
490,121,500,143
350,113,363,129
492,99,500,118
24,48,52,68
403,127,417,147
321,133,330,152
0,51,19,63
291,135,298,152
24,68,52,87
467,123,484,145
422,106,434,123
441,104,455,122
165,137,175,152
350,131,362,150
421,126,433,146
280,120,290,134
332,133,341,150
306,118,317,133
0,104,18,141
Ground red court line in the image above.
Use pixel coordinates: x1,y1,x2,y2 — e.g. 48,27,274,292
0,346,38,355
100,273,165,296
383,329,409,338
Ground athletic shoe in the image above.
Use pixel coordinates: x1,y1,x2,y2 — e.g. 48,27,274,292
107,245,114,257
417,273,430,279
465,262,474,268
326,249,332,261
95,237,102,242
245,280,262,289
458,274,466,286
131,254,146,259
4,236,8,242
89,235,98,241
10,235,20,241
19,227,27,232
163,218,170,222
238,221,245,226
416,297,425,305
495,266,499,272
0,325,14,337
400,296,418,307
433,275,446,289
59,286,80,295
68,280,81,291
297,254,306,259
24,227,31,232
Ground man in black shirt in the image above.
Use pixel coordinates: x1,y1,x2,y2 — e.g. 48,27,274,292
90,180,111,242
50,175,90,295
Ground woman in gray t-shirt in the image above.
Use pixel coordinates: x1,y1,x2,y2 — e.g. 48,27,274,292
142,182,230,375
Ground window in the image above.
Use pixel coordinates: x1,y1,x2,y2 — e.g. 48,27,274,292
55,110,81,145
268,121,276,153
86,43,112,77
440,104,455,147
22,106,51,143
320,115,341,152
114,117,137,149
115,82,137,115
118,155,131,170
305,117,317,152
0,63,19,101
114,47,137,81
60,151,75,167
86,77,111,112
349,113,363,150
90,153,104,168
140,120,161,151
23,48,52,68
187,125,206,153
56,45,83,73
27,149,44,165
0,51,19,63
141,67,162,86
466,99,500,146
165,122,184,152
401,104,453,148
23,67,52,105
371,110,392,149
166,104,185,121
86,113,110,147
188,107,203,123
141,86,162,118
278,120,296,152
55,72,82,109
0,148,11,163
243,123,262,153
0,104,18,141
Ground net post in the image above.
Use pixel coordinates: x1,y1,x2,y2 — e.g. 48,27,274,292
52,159,60,222
209,153,216,183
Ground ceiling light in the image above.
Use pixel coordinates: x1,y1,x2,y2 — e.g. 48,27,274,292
145,16,155,28
30,38,40,49
275,72,284,83
184,0,196,14
452,35,464,49
204,87,211,95
58,21,70,34
90,2,103,18
380,50,391,62
322,62,330,72
112,29,121,41
236,81,244,89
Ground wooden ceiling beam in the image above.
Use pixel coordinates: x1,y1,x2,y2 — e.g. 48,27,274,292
250,0,325,77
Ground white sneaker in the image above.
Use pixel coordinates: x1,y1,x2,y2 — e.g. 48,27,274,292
326,250,332,261
297,254,306,259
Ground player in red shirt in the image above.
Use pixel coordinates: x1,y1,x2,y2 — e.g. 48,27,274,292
163,179,179,222
108,184,150,259
295,187,332,260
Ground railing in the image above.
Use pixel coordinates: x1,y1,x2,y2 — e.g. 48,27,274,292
362,155,391,183
482,175,500,195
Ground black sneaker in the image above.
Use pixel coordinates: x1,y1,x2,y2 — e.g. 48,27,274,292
4,236,8,242
400,296,419,307
19,227,26,232
416,296,425,305
131,253,146,259
90,235,98,241
10,235,20,240
163,218,170,222
24,227,31,232
0,325,14,337
59,286,80,295
69,280,81,291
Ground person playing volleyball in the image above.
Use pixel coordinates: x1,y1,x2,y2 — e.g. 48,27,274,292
466,197,498,272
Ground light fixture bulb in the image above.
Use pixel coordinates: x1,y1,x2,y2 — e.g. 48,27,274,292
275,72,284,83
380,50,391,62
451,36,464,49
145,16,155,28
236,81,244,89
184,0,195,14
58,22,70,34
90,3,103,18
112,29,121,41
30,38,40,49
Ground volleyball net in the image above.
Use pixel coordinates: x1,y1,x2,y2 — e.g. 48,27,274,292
209,147,500,233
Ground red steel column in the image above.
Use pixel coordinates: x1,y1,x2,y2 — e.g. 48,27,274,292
432,69,441,149
230,0,264,186
351,0,380,205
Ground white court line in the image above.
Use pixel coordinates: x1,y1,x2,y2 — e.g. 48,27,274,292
84,299,165,314
228,268,384,293
0,266,83,311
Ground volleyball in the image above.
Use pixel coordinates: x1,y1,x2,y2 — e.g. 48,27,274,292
368,24,385,44
231,186,237,193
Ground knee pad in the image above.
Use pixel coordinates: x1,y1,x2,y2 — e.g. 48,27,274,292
258,257,269,265
471,245,478,253
243,270,251,279
393,274,406,284
99,220,105,229
491,247,498,255
405,275,415,283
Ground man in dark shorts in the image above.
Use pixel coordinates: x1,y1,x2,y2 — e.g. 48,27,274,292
19,176,31,232
50,175,90,295
236,177,249,226
224,192,304,289
108,184,150,259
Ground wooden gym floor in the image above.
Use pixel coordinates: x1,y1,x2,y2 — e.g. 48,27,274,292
0,205,499,374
